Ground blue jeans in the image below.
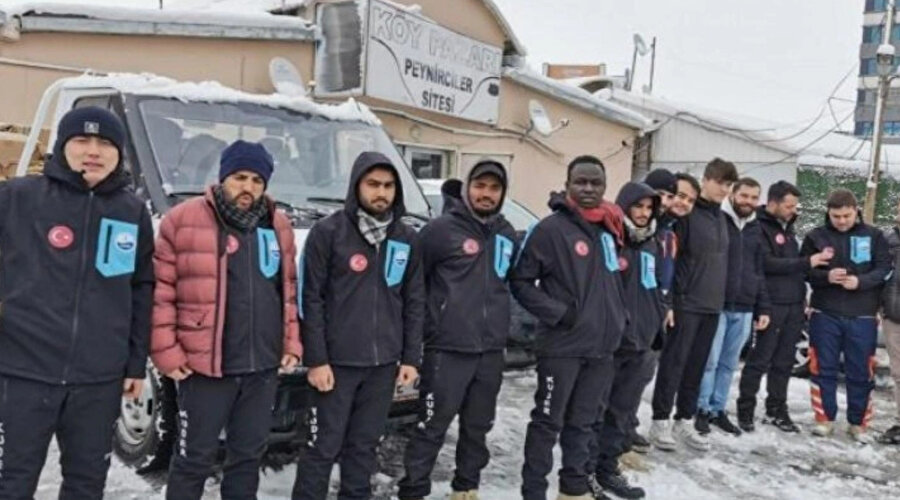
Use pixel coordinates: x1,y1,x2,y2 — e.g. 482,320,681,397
698,311,753,414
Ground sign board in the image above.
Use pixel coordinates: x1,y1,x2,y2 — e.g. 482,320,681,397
542,63,606,80
364,0,502,124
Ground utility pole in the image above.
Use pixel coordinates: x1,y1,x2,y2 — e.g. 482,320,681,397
864,4,896,224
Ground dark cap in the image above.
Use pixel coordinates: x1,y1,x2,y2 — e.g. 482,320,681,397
644,169,677,194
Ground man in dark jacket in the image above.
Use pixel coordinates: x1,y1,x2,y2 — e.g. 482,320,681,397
737,181,829,433
649,158,737,453
293,152,425,500
801,189,890,443
695,177,771,437
511,156,627,500
880,198,900,444
588,182,665,500
0,107,154,499
153,140,301,500
397,160,517,500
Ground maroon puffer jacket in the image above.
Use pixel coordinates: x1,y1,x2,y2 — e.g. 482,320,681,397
150,188,301,377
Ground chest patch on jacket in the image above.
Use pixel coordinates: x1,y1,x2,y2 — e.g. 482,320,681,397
641,251,658,289
48,225,74,249
851,236,872,264
463,238,480,255
574,240,590,257
95,218,138,277
775,233,786,245
385,239,410,287
600,232,619,272
350,253,368,273
226,235,240,254
257,228,280,278
494,234,514,279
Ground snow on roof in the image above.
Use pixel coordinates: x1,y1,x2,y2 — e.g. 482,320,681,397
503,67,653,131
0,1,312,30
170,0,306,12
64,73,381,125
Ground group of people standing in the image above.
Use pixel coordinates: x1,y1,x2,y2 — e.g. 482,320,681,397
0,106,897,500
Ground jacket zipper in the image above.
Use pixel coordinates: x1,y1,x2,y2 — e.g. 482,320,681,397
212,237,223,375
482,234,489,351
248,232,256,372
373,243,381,365
62,191,94,385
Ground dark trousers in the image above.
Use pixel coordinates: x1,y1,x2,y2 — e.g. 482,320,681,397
166,369,279,500
0,375,121,500
398,350,504,500
521,356,614,500
737,302,805,416
628,350,660,437
292,364,396,500
807,312,878,425
651,310,720,420
589,349,648,475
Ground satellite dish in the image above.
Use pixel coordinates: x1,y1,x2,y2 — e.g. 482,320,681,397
633,33,649,56
269,57,307,97
528,99,554,137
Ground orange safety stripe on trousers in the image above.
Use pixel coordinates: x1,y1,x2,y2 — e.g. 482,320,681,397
809,346,819,376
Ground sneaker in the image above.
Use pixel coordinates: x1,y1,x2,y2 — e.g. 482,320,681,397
848,425,873,445
587,475,612,500
877,424,900,444
449,491,479,500
711,411,742,436
673,419,710,451
737,408,755,433
694,411,711,435
649,419,677,451
630,432,651,454
811,420,834,437
618,450,651,473
596,470,646,499
556,493,594,500
763,409,800,434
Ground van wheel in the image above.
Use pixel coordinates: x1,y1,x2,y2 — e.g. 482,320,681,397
112,368,177,474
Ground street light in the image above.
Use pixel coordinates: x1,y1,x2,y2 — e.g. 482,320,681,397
864,41,898,223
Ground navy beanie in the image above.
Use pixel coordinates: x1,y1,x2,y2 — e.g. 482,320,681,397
219,140,274,186
54,106,126,161
644,168,677,194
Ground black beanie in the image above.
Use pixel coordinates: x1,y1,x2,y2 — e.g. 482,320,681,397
219,140,274,186
54,106,126,162
644,169,677,194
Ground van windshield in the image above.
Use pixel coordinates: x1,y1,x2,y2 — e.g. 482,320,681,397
137,98,429,217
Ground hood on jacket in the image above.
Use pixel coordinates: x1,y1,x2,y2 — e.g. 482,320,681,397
441,160,510,219
548,191,625,245
344,151,406,221
615,182,660,222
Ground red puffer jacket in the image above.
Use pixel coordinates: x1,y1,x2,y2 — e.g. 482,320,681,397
150,188,301,377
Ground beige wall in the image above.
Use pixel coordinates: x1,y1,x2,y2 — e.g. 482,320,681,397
371,77,635,215
0,32,313,126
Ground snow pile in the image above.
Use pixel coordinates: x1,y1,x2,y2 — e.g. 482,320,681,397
0,1,311,29
63,73,381,125
170,0,307,13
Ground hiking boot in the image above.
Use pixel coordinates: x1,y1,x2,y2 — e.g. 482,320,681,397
848,425,873,445
694,411,711,435
649,419,677,451
811,420,833,437
711,411,742,436
596,470,646,499
763,409,800,433
737,407,755,433
673,419,710,451
630,431,651,454
877,424,900,444
587,475,612,500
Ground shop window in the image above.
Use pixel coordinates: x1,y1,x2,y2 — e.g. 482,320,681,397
314,1,363,95
404,147,450,179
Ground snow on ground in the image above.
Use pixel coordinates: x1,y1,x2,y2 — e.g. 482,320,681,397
35,369,900,499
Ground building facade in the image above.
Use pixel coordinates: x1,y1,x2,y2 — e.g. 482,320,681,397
856,0,900,143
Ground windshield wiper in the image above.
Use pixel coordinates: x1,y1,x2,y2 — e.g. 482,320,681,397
274,200,331,220
305,196,346,205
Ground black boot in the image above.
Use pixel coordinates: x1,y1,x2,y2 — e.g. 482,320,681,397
588,474,613,500
630,432,651,454
711,411,742,436
694,410,711,435
596,470,646,499
737,407,755,433
878,424,900,444
764,407,800,433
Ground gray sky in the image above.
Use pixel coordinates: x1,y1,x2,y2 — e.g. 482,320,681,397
36,0,866,129
493,0,865,129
